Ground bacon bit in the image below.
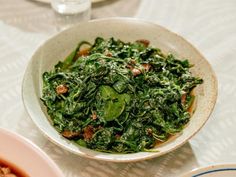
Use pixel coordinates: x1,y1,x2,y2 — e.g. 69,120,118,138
126,64,133,70
91,111,97,120
77,48,90,57
106,53,113,57
115,134,121,139
142,63,151,72
62,130,80,139
136,39,150,47
130,59,136,65
147,128,153,136
83,125,94,140
97,125,103,130
56,84,68,94
126,64,142,76
131,68,142,76
181,93,187,105
104,49,113,57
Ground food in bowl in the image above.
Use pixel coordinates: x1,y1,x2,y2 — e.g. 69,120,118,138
0,158,28,177
41,37,203,153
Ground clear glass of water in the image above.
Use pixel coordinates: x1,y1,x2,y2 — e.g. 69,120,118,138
51,0,91,31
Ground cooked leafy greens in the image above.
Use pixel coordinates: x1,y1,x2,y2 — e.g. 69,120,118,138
41,37,203,153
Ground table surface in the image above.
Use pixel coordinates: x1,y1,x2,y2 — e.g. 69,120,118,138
0,0,236,177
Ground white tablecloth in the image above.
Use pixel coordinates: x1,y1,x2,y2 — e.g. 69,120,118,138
0,0,236,176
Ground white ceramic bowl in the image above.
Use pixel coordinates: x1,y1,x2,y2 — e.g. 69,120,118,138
0,128,64,177
22,18,217,162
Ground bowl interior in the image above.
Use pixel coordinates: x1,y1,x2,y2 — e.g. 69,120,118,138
22,18,217,162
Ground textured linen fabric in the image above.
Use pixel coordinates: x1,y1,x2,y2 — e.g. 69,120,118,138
0,0,236,176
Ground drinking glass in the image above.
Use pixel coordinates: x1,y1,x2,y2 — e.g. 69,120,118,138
51,0,91,30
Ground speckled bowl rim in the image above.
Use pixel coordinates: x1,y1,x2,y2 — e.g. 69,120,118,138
22,17,218,162
180,164,236,177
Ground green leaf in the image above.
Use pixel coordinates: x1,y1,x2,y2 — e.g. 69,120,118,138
60,41,91,70
99,85,127,121
103,98,126,121
99,85,117,100
113,80,127,93
120,93,131,104
76,139,87,147
62,49,77,69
